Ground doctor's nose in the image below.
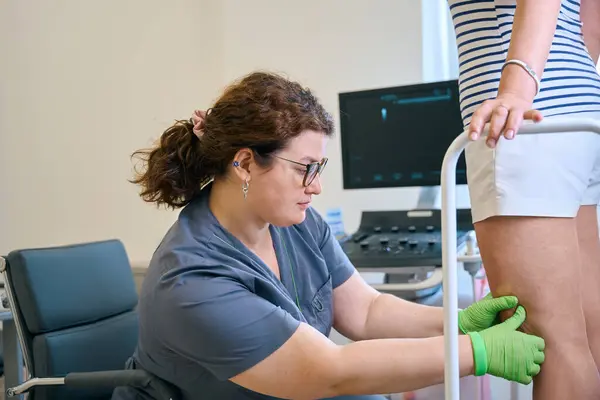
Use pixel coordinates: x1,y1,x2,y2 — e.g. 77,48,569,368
305,175,322,195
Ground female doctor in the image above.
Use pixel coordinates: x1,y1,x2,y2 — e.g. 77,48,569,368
118,71,545,400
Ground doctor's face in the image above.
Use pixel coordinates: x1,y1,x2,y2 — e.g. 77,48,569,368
249,130,328,226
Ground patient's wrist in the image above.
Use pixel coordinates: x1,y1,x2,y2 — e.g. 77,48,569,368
498,63,538,102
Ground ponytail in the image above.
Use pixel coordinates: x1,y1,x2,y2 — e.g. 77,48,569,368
130,120,210,209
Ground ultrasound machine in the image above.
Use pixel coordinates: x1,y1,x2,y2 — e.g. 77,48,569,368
338,79,482,304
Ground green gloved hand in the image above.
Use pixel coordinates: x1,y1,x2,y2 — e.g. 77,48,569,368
458,292,518,333
468,306,545,385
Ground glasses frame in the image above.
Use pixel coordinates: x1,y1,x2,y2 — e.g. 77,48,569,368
274,156,328,187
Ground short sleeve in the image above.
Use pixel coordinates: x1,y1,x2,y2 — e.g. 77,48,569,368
155,274,301,381
309,208,356,288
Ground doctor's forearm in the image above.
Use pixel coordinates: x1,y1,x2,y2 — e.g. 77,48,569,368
498,0,562,100
331,335,474,396
363,293,444,339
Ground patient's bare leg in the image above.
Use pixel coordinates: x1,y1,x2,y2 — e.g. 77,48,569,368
475,216,600,400
576,205,600,371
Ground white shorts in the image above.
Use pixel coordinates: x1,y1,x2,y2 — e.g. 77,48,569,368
466,114,600,223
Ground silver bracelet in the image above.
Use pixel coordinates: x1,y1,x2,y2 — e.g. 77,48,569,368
502,59,541,96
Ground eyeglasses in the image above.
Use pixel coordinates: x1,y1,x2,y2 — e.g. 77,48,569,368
274,156,328,187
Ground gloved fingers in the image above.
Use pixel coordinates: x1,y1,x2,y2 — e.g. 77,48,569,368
528,362,541,377
518,375,533,385
533,349,545,364
535,337,546,351
501,305,526,330
486,295,519,311
524,334,546,352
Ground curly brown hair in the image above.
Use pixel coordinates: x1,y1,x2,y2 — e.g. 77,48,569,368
130,71,334,209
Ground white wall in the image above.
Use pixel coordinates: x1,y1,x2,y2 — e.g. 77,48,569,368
421,0,459,83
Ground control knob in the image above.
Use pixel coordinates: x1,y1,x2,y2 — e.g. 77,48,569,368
408,240,419,248
408,225,416,233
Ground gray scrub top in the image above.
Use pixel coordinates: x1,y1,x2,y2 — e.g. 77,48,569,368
112,188,387,400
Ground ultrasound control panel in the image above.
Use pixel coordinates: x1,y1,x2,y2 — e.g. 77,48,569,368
341,209,474,269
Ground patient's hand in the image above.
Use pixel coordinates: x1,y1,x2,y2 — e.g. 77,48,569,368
458,293,519,333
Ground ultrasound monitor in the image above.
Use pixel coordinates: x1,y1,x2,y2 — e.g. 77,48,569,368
338,79,467,196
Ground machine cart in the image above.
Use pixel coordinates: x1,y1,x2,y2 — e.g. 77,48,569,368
441,117,600,400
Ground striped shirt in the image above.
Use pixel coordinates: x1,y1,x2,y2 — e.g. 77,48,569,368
448,0,600,126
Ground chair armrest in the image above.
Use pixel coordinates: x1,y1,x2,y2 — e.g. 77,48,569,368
7,370,179,399
65,370,153,389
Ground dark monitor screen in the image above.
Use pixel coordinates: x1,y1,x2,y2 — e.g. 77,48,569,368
338,79,467,190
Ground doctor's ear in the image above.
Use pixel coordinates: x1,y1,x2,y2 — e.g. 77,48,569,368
231,148,255,181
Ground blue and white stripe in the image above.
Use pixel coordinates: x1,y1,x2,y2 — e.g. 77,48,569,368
448,0,600,126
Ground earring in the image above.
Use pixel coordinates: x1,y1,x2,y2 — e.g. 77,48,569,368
233,161,240,167
242,179,249,200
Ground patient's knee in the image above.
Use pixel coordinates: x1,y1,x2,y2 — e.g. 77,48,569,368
495,297,554,337
499,307,535,335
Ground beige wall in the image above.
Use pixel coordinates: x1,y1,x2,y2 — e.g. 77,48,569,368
1,0,224,262
2,0,453,265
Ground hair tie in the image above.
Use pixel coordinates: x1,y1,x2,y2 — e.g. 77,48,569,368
190,109,207,139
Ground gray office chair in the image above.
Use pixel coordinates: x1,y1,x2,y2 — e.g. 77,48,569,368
0,239,178,399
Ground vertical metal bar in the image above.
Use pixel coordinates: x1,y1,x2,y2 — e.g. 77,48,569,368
441,132,469,400
0,258,34,381
3,319,24,399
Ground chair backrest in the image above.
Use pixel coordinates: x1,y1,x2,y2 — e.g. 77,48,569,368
2,239,139,400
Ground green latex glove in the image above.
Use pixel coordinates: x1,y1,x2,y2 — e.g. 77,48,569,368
468,306,546,385
458,293,518,333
